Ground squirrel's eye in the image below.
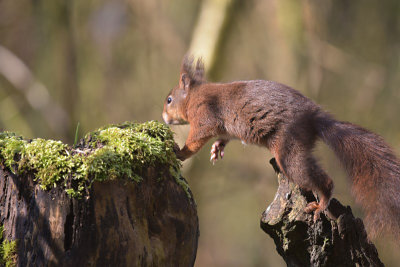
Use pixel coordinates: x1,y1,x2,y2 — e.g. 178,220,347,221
167,97,172,104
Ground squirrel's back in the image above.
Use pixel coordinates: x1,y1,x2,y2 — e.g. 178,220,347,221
188,80,320,147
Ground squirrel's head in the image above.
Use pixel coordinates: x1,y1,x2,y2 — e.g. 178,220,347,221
163,56,205,125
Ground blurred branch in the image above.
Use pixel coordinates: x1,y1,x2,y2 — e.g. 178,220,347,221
307,34,385,79
0,45,70,136
305,34,385,110
189,0,235,72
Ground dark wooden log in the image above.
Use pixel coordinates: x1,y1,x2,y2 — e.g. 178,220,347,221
261,158,383,267
0,163,198,266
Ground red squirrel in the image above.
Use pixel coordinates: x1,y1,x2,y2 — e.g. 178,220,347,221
162,56,400,240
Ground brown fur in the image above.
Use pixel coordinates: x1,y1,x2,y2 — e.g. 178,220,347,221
162,56,400,240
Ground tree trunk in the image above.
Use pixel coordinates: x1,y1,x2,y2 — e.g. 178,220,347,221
0,163,198,266
261,158,383,267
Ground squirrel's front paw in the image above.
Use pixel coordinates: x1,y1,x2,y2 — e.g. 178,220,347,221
210,140,226,164
173,143,185,161
173,142,180,154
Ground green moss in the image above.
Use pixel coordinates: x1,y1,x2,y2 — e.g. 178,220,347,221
22,139,71,190
0,226,17,267
0,121,189,198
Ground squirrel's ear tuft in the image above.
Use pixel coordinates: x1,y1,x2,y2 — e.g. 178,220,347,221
181,55,194,76
179,73,191,91
194,58,205,83
180,54,206,86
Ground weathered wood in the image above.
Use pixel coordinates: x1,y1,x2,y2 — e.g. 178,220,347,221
0,165,198,266
261,158,383,267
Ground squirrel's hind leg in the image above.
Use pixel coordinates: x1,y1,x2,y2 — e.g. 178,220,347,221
275,136,334,222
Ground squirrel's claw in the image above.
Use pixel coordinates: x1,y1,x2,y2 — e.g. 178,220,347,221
210,140,225,164
304,201,319,213
304,201,327,222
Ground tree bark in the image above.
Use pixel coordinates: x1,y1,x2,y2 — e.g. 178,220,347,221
261,158,383,267
0,164,198,266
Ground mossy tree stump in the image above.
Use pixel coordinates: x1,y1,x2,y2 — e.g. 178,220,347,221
0,121,198,266
261,159,383,267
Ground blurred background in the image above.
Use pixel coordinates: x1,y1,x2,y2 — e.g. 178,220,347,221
1,0,400,265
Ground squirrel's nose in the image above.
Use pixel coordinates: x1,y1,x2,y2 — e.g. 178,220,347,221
162,112,170,124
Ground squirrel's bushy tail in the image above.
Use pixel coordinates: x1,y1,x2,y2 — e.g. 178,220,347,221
315,112,400,239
